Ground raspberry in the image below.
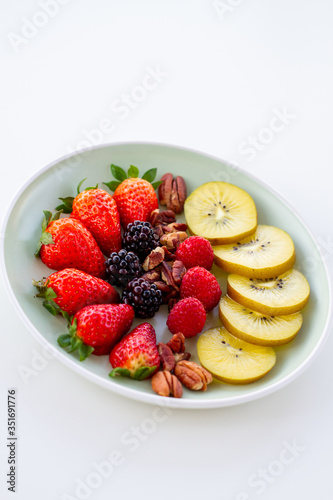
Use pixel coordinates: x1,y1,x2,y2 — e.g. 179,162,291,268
166,297,206,338
175,236,214,270
180,267,222,312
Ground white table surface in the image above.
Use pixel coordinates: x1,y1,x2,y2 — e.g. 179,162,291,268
1,1,333,499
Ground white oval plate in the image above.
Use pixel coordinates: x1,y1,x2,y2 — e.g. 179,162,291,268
1,142,331,409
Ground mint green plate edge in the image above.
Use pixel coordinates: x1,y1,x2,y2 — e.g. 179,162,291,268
1,141,332,410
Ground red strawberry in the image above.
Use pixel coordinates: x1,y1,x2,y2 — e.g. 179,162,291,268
109,323,159,380
35,211,106,278
166,297,206,338
57,181,121,256
33,268,119,317
57,304,134,360
180,267,222,312
104,165,159,228
176,236,214,270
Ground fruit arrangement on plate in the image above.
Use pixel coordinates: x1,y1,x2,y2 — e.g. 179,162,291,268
32,164,310,398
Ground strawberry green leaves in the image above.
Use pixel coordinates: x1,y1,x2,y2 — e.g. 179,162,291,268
55,178,98,213
57,318,94,361
104,164,162,191
32,279,71,320
127,165,139,178
109,365,157,380
35,210,62,257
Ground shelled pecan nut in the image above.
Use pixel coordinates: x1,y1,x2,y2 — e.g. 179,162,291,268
158,174,187,214
142,269,161,282
142,247,165,271
169,177,187,214
150,208,176,228
174,360,213,391
166,333,186,353
172,260,187,285
163,222,188,233
151,370,183,398
158,174,173,207
160,231,188,251
158,343,176,372
160,261,178,289
174,352,191,363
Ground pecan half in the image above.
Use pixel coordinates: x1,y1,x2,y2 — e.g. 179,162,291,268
169,176,187,214
154,281,173,294
150,208,176,227
160,231,188,252
172,260,187,285
161,261,178,290
167,333,186,354
175,361,213,391
151,371,183,398
161,246,177,261
142,247,165,271
158,174,173,207
158,343,176,372
158,174,187,214
142,269,161,282
163,222,188,233
174,352,191,363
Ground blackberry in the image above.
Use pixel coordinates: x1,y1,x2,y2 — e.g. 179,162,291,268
122,221,160,261
105,250,143,287
122,278,163,318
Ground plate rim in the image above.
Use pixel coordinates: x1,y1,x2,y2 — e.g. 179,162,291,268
1,140,332,409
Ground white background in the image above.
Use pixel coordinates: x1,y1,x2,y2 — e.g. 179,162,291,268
1,1,333,499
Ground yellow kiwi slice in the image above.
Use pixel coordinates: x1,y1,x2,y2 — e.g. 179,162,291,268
213,225,295,279
227,269,310,316
219,295,303,346
197,326,276,384
184,181,257,245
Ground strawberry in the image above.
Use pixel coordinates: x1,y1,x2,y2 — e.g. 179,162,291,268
104,164,160,228
35,211,106,278
33,268,119,317
166,297,206,338
57,304,134,360
109,323,159,380
180,267,222,312
176,236,214,270
56,180,121,256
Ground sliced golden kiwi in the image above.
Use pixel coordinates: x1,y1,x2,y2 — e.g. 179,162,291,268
213,225,295,279
184,181,257,245
219,295,303,346
197,326,276,384
227,269,310,316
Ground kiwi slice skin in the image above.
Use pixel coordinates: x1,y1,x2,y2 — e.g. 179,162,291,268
219,296,303,347
227,271,310,316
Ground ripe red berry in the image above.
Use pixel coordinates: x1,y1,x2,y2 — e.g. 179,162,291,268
180,267,222,312
33,268,119,317
109,323,160,379
175,236,214,270
166,297,206,338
